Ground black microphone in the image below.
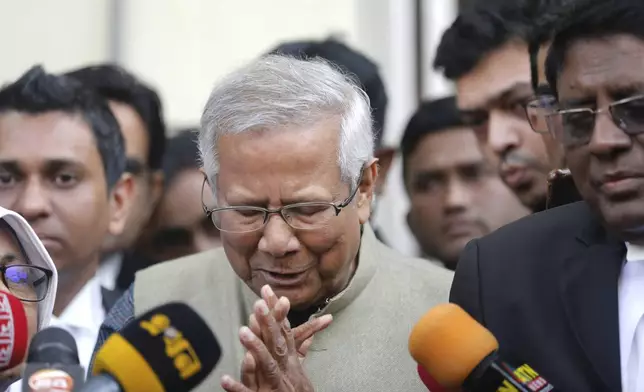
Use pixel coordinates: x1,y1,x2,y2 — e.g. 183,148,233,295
84,302,221,391
22,327,86,392
409,304,558,392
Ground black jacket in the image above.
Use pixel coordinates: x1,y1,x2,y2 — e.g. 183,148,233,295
451,201,624,391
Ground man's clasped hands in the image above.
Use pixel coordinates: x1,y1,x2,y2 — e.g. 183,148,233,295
221,285,333,392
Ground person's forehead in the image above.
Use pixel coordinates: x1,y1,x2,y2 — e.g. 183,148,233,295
558,34,644,97
156,170,208,229
0,226,22,255
0,111,100,164
456,41,531,110
408,128,484,170
217,122,341,176
108,101,149,159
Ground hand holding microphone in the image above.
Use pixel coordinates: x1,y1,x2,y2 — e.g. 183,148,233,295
409,304,557,392
221,285,332,392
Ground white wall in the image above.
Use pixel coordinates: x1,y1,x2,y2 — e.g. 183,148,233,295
0,0,111,81
0,0,460,256
117,0,358,128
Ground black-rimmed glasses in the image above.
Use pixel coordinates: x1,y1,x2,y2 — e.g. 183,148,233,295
200,177,360,234
0,264,52,302
549,94,644,147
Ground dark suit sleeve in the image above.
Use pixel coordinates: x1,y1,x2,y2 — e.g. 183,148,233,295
89,285,135,373
450,239,485,325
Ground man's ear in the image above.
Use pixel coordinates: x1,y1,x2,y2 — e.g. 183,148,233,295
374,147,396,195
108,173,135,237
149,170,165,208
356,158,378,224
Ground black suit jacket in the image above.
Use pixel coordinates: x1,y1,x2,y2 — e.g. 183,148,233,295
451,201,625,391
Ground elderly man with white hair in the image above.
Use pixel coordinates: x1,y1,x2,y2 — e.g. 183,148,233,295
92,54,453,391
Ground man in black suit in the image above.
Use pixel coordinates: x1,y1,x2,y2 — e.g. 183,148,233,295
451,0,644,390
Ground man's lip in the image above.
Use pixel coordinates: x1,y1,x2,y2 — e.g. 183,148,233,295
258,269,311,287
594,173,644,195
597,172,644,184
258,266,313,275
442,220,480,237
500,166,530,188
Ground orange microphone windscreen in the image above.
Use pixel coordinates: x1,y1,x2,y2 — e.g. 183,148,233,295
408,303,499,389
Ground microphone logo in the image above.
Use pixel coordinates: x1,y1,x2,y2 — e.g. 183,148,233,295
27,369,74,392
0,292,15,369
139,313,203,379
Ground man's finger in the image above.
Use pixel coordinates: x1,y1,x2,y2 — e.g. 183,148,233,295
249,313,261,338
240,352,258,389
293,314,333,347
261,284,279,309
239,326,283,388
273,296,290,325
221,375,253,392
298,336,315,358
254,300,288,361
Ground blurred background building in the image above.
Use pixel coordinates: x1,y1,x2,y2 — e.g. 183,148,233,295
0,0,469,256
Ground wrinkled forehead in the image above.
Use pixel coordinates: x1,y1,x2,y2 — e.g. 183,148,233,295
216,123,347,201
0,220,27,261
456,41,531,111
557,34,644,100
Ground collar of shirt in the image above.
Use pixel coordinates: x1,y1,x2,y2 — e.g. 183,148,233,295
618,243,644,392
49,276,105,370
96,253,123,292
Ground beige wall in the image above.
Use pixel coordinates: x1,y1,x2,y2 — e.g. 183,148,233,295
0,0,111,80
0,0,459,256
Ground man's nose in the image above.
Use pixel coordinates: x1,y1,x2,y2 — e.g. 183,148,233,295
445,179,470,211
14,180,51,221
487,110,522,157
257,214,300,257
587,113,632,158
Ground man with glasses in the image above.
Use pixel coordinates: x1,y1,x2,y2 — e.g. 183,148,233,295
94,55,453,391
0,66,131,373
435,2,552,213
66,64,166,292
0,207,57,391
450,0,644,389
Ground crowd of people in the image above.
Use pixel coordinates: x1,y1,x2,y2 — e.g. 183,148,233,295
0,0,641,390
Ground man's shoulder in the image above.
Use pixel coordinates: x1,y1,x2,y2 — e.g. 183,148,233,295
479,201,593,249
137,247,231,278
134,247,235,294
373,242,454,295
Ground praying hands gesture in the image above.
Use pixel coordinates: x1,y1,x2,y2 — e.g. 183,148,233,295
221,285,333,392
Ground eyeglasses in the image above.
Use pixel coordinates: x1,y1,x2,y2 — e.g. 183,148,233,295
0,263,52,302
524,94,558,134
201,177,360,234
549,94,644,147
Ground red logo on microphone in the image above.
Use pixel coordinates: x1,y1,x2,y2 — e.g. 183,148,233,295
27,369,74,392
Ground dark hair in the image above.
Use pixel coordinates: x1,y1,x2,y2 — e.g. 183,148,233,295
546,0,644,97
434,1,528,80
0,66,125,189
162,129,200,187
401,96,465,180
269,38,388,148
65,64,166,170
526,0,583,91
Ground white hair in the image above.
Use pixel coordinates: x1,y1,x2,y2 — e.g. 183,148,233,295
198,54,374,198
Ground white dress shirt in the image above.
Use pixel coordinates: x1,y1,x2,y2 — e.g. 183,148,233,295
8,277,105,391
619,243,644,392
96,253,123,291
